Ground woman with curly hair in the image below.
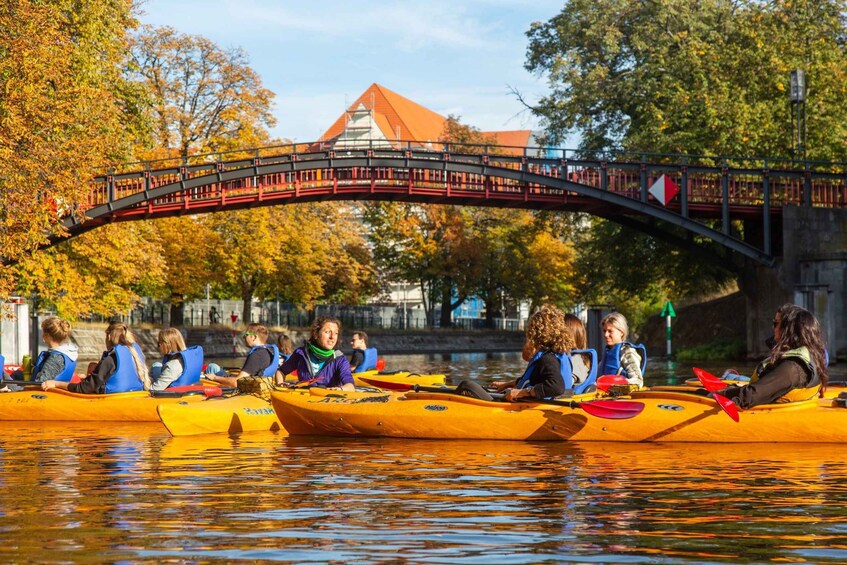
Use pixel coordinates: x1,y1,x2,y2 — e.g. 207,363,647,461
489,304,573,401
719,304,828,408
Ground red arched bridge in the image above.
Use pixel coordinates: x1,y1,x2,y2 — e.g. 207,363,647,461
58,141,847,266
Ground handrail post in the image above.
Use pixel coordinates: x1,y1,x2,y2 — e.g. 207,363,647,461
804,163,812,207
640,154,648,202
721,160,730,235
763,162,771,257
680,158,688,218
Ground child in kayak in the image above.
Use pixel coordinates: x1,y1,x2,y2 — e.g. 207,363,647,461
42,321,149,394
32,316,79,383
150,328,203,391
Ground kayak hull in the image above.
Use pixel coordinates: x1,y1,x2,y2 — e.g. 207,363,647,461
0,389,206,422
157,394,284,436
269,388,847,443
159,387,403,436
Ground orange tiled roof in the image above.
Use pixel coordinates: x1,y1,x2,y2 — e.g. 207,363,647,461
318,83,533,149
320,83,448,144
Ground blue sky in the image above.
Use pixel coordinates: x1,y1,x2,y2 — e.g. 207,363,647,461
137,0,565,143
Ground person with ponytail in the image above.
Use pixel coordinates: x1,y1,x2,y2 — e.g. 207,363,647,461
42,322,149,394
718,304,828,408
276,316,354,391
32,316,79,383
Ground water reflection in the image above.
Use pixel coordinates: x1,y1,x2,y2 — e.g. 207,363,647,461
0,356,845,562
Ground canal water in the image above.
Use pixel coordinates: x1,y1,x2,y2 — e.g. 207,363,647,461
0,353,845,562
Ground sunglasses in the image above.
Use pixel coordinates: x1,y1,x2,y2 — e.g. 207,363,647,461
242,331,257,338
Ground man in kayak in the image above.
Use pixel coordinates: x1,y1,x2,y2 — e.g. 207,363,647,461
717,304,828,408
205,324,279,387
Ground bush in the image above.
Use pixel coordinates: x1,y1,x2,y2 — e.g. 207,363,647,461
675,339,746,361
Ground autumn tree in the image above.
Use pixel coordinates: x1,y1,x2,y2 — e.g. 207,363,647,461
124,24,279,323
0,0,138,299
128,24,276,158
14,223,166,319
204,203,376,325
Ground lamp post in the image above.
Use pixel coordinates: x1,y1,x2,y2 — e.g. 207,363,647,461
790,69,807,163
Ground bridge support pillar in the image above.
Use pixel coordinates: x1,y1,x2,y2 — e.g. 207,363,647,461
744,206,847,362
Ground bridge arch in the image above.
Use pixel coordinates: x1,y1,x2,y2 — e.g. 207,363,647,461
51,142,847,265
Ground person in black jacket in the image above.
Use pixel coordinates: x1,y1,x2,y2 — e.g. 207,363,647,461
491,304,570,402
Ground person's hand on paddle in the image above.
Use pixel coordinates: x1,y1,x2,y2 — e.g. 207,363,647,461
503,387,532,402
491,380,515,392
41,380,57,391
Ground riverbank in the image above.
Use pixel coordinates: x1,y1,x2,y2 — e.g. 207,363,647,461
71,326,525,363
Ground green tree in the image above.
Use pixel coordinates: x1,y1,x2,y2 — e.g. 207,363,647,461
525,0,847,161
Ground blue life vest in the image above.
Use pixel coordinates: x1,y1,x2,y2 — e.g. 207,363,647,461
34,350,77,382
600,342,647,378
162,345,204,387
571,348,598,394
248,344,280,377
353,347,378,373
515,350,573,398
105,344,145,393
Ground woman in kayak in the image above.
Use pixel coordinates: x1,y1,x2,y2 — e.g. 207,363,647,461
150,328,203,391
490,304,570,401
564,313,592,386
718,304,828,408
599,312,646,389
42,321,149,394
276,316,354,391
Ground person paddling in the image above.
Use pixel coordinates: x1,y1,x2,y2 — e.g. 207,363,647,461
717,304,828,408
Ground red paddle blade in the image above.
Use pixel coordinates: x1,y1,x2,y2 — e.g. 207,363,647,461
360,377,414,391
578,399,644,419
693,367,726,392
694,368,741,422
712,392,740,422
596,374,629,392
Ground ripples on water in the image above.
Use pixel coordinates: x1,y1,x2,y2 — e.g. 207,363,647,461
0,353,845,562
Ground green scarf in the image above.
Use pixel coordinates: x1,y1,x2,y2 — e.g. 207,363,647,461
307,341,335,362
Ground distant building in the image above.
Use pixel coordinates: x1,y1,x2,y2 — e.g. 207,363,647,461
315,83,543,156
315,83,542,326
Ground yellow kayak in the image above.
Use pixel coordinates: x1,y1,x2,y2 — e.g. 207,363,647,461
269,386,847,442
158,386,403,436
0,388,210,422
157,393,286,436
353,370,446,389
275,369,446,389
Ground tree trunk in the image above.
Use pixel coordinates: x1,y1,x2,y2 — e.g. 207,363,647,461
169,293,184,327
439,284,453,328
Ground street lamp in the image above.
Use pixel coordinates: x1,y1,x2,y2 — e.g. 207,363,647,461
790,69,807,163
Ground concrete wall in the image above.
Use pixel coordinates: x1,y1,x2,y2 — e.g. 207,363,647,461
69,326,525,364
746,206,847,360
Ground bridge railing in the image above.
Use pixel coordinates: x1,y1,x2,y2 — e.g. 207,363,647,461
79,141,847,222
